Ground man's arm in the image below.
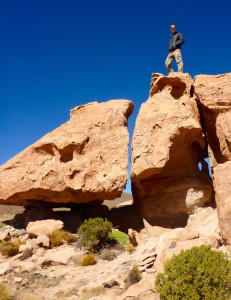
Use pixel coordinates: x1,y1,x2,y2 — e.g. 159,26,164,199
176,33,184,47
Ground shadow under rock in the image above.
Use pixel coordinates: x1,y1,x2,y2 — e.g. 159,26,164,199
108,205,144,234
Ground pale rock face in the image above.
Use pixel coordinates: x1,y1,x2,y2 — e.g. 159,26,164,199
128,228,146,246
194,73,231,244
213,162,231,244
26,219,64,237
131,73,212,224
0,100,134,206
194,73,231,168
186,207,221,240
38,245,75,266
154,227,219,273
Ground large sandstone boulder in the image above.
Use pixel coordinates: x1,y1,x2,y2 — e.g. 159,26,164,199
194,73,231,169
0,100,134,206
213,162,231,244
194,73,231,244
131,73,212,226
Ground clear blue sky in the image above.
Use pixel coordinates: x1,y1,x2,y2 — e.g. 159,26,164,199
1,0,231,193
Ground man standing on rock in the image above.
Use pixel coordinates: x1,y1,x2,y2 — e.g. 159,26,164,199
165,24,184,74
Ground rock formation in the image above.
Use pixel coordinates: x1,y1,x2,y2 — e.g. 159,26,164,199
194,73,231,244
194,73,231,168
0,100,134,206
131,73,213,227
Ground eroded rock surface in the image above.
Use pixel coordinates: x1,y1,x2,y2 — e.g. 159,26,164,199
194,73,231,244
213,162,231,244
0,100,134,206
194,73,231,168
131,73,212,226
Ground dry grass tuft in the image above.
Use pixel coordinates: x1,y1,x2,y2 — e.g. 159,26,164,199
0,238,24,257
49,230,77,248
124,264,142,289
18,294,40,300
0,282,12,300
126,244,136,253
81,286,106,298
100,248,118,261
81,254,96,266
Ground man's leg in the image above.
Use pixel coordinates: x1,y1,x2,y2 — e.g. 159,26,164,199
175,49,183,72
165,52,174,74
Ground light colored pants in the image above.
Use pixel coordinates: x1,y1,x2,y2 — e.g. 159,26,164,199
165,49,183,74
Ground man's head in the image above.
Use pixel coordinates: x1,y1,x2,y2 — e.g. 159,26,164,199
170,24,177,33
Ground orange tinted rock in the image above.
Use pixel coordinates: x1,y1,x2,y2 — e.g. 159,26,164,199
194,73,231,244
213,161,231,245
194,73,231,168
131,73,212,223
0,100,134,206
26,219,64,237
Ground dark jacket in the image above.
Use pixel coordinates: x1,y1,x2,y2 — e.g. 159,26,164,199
168,32,184,52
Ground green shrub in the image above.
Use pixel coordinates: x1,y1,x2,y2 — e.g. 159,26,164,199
108,230,128,245
124,264,142,289
0,223,5,229
155,245,231,300
81,254,96,266
0,239,24,257
49,230,77,248
77,218,112,251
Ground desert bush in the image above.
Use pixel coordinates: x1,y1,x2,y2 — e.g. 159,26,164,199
0,282,12,300
77,218,112,251
0,223,5,229
108,230,128,245
155,245,231,300
124,264,142,289
100,248,118,261
49,230,77,248
81,254,96,266
0,239,24,257
126,244,136,253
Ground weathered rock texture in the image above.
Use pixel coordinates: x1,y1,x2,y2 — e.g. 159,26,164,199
194,73,231,244
0,100,134,206
131,73,213,226
194,73,231,169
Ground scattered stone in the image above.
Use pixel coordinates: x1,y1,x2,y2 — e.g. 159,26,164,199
38,245,75,266
0,262,12,276
122,274,159,300
138,252,157,273
102,279,120,288
36,234,50,247
14,276,23,283
0,231,11,241
26,219,64,237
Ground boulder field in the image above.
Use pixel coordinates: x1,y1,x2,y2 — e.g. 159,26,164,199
1,72,231,245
